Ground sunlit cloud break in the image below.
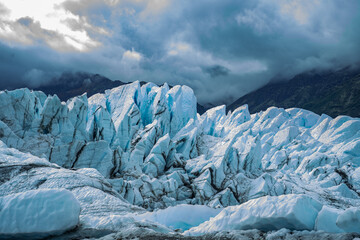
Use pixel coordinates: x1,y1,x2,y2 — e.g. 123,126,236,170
0,0,106,51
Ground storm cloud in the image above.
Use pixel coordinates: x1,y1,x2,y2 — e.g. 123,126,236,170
0,0,359,105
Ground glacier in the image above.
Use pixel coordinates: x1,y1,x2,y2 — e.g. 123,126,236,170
0,81,359,238
0,189,80,238
185,194,323,235
135,204,221,231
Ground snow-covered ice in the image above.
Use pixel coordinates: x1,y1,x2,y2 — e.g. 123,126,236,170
185,194,323,235
336,207,360,233
136,204,221,231
315,206,344,233
0,189,80,237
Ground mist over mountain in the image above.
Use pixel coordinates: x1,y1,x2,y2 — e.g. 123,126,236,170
34,72,127,101
228,66,360,118
4,65,360,118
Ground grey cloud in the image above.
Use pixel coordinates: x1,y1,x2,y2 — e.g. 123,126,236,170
203,65,230,78
0,0,359,106
21,69,54,88
0,43,59,89
0,2,9,17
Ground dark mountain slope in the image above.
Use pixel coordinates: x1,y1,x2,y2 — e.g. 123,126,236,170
228,67,360,118
35,72,127,101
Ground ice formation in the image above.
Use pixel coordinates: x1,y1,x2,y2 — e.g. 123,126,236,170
0,81,359,238
0,189,80,237
185,194,323,235
136,204,221,231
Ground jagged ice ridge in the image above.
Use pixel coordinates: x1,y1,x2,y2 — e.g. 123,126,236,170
0,81,359,238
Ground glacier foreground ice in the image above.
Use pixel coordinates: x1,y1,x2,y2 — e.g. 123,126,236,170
136,204,221,231
315,206,345,233
336,207,360,233
0,140,171,238
0,189,80,237
0,81,360,238
185,194,323,235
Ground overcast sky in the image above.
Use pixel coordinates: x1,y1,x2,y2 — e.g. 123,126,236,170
0,0,359,105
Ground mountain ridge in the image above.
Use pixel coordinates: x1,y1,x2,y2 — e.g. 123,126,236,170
228,67,360,118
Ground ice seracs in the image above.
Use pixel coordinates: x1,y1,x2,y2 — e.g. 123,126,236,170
0,141,167,237
0,81,359,238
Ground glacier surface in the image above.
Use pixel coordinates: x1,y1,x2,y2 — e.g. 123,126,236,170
136,204,221,231
0,81,359,238
0,189,80,237
185,194,323,235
